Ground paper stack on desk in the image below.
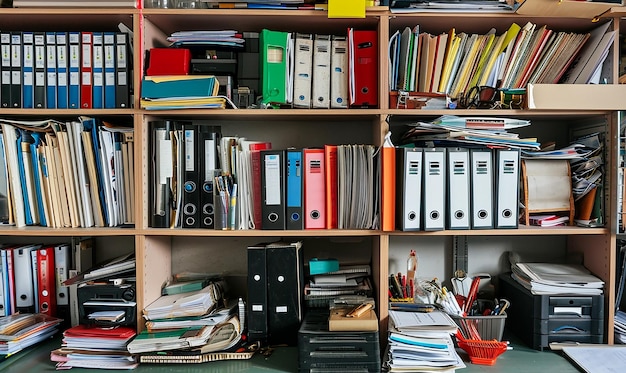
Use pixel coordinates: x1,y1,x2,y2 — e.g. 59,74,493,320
511,262,604,295
51,325,137,370
384,310,465,372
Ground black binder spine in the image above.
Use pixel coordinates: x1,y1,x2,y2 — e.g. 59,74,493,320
266,241,303,346
150,120,174,228
182,123,200,228
10,32,22,108
247,243,268,345
115,32,129,108
260,149,286,230
1,32,11,108
33,32,46,109
199,126,221,229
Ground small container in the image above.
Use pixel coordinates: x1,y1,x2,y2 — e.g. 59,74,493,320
452,313,507,341
456,332,509,366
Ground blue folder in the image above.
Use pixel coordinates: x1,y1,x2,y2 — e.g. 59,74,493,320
141,76,217,99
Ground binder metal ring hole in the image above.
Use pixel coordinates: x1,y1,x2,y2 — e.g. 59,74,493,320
203,182,213,193
183,203,196,215
408,211,416,221
185,217,195,226
430,211,439,220
361,87,369,94
268,213,279,222
203,203,214,214
310,210,320,219
184,181,196,192
478,210,488,219
291,212,300,222
455,210,464,219
203,217,213,226
502,209,512,218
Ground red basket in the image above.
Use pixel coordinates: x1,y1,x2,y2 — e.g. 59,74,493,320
455,332,508,365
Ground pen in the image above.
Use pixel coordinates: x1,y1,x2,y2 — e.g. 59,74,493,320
229,183,237,230
464,276,481,315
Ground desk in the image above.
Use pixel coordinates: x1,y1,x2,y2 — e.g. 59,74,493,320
1,332,581,373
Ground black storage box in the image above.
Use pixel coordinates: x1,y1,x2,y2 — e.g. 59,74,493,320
498,273,604,350
298,310,381,373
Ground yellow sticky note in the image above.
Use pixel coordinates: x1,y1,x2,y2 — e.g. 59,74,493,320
328,0,366,18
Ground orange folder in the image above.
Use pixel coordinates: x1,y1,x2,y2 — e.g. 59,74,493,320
381,146,396,231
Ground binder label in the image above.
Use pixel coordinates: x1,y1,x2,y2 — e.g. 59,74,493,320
264,154,281,206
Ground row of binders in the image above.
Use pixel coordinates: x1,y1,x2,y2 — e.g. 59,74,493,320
0,117,134,228
150,120,378,230
261,28,378,108
0,30,131,109
0,244,73,318
396,146,520,231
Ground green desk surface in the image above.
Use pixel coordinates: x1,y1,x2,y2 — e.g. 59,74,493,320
1,333,582,373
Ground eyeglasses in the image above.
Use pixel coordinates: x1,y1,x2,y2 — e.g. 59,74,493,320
458,86,499,109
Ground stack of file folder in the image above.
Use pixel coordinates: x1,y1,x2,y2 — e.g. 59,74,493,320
141,75,235,110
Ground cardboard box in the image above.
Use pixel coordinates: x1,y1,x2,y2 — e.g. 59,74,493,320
526,84,626,110
328,307,378,332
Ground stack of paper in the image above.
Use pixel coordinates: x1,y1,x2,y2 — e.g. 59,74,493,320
166,30,245,49
0,313,63,357
129,298,245,356
384,310,465,372
401,115,540,150
50,325,137,370
304,265,373,307
143,283,221,321
511,262,604,295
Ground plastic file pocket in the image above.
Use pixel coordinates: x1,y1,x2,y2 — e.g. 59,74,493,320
452,313,507,341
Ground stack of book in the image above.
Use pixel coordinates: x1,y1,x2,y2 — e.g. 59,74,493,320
0,313,62,357
384,309,465,372
50,325,137,370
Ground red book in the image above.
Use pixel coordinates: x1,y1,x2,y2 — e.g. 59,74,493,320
4,247,16,315
37,246,56,316
80,32,93,108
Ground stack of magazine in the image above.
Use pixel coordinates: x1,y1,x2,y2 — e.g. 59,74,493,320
511,262,604,295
